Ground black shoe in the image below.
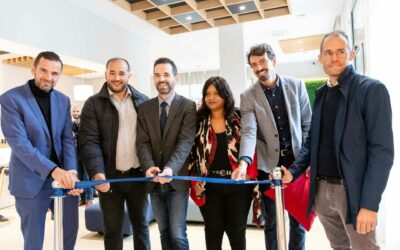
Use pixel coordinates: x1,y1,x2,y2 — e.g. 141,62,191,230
0,215,9,222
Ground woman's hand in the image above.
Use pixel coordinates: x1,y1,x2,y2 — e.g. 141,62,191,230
194,182,206,196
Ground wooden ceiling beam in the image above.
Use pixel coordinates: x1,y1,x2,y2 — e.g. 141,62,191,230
171,4,194,15
260,0,287,10
147,10,168,20
207,8,230,19
159,18,180,28
197,0,222,10
264,6,289,18
238,11,261,22
112,0,132,11
130,1,154,11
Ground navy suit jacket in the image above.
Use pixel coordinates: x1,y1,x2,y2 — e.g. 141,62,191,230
0,81,77,198
290,65,394,225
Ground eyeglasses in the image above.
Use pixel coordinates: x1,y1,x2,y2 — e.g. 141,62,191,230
322,49,348,58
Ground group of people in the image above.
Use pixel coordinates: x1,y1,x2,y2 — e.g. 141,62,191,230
0,30,393,250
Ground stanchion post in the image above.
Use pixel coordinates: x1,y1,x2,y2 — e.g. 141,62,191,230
272,167,287,250
52,181,65,250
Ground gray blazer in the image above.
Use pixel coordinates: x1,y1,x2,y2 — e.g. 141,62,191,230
136,94,196,191
239,75,312,173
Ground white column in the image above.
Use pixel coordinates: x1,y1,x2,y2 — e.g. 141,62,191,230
218,24,247,105
367,0,400,249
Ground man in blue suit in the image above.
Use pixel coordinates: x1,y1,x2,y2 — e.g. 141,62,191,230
283,31,394,249
0,51,81,250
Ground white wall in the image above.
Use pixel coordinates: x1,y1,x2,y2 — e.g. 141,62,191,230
276,60,326,80
0,0,152,95
338,0,400,247
366,0,400,249
0,62,90,105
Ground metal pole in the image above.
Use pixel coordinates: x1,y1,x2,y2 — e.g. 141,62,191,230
272,167,287,250
52,181,65,250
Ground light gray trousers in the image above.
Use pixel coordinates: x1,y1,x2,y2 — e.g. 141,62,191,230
314,180,379,250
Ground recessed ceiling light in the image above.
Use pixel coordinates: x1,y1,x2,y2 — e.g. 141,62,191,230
239,5,246,11
186,15,193,21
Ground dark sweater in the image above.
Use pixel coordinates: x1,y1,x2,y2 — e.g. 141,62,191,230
317,85,341,178
29,80,60,166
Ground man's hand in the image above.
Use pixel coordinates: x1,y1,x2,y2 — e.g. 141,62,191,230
51,167,83,196
231,160,248,180
281,166,294,183
146,166,161,182
158,167,173,184
51,167,78,189
356,208,377,234
93,173,110,193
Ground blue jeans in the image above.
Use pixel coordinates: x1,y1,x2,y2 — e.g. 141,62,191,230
150,183,189,250
259,169,306,250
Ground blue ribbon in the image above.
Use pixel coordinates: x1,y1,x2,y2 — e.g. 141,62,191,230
73,175,274,189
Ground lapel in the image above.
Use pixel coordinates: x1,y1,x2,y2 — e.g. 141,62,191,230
162,94,180,140
50,92,59,144
311,84,327,156
23,83,50,138
280,78,293,128
333,66,354,160
150,98,163,142
254,82,277,129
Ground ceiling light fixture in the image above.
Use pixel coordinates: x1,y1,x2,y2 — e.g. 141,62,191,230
186,15,193,21
239,5,246,11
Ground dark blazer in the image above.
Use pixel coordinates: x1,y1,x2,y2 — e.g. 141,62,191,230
0,81,77,198
136,93,196,192
78,83,148,179
290,65,394,226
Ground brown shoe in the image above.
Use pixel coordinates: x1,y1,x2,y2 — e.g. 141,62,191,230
0,215,9,222
79,200,86,206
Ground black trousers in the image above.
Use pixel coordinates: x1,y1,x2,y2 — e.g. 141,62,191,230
99,169,150,250
199,183,253,250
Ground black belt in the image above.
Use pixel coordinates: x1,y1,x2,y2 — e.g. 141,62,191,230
210,169,232,177
317,176,343,185
280,148,293,157
115,168,141,175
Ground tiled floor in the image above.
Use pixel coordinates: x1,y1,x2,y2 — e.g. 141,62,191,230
0,199,382,250
0,199,333,250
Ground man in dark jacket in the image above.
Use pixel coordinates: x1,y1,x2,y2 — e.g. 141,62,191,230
283,31,394,249
79,58,150,250
137,57,196,250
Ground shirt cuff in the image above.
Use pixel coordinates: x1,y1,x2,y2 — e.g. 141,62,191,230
239,156,252,166
68,169,78,176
